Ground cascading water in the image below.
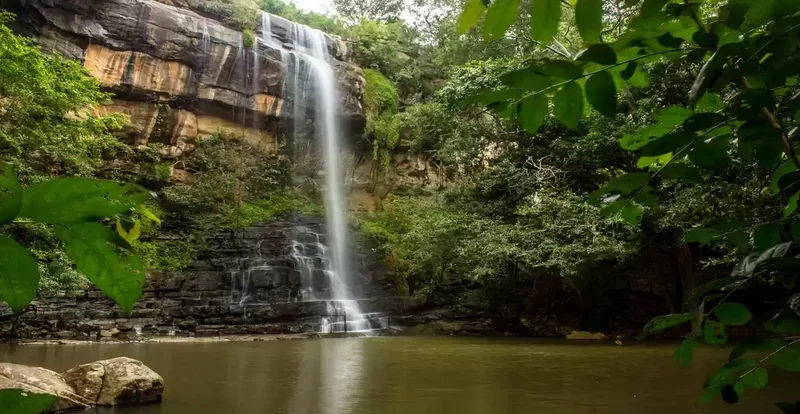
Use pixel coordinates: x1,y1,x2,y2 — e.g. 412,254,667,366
283,22,374,333
227,14,385,334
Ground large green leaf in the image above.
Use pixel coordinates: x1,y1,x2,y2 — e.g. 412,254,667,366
483,0,520,40
730,339,786,361
703,320,728,347
575,0,603,43
754,222,782,252
590,172,651,203
0,389,58,414
0,235,39,314
576,44,617,65
457,0,487,34
644,313,693,333
767,317,800,333
0,163,22,225
773,343,800,372
771,162,798,195
553,83,584,128
501,70,552,91
674,337,699,367
585,71,617,118
54,222,145,314
20,178,150,224
519,94,549,133
659,162,702,182
714,302,752,326
641,0,669,17
620,202,644,225
639,131,697,157
689,138,730,169
530,0,561,45
683,113,730,132
541,60,583,79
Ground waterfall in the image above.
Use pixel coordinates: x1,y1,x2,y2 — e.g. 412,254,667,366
283,22,373,333
201,22,211,54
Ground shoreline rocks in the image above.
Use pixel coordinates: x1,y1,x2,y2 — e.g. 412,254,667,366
0,358,163,412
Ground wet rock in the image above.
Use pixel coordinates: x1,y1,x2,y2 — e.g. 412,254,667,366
63,357,164,407
566,331,608,340
0,363,93,412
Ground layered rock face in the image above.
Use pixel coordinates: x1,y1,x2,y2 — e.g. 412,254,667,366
6,0,365,156
2,219,412,339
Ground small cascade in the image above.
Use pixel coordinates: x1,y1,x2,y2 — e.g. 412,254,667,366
200,22,212,54
133,325,143,337
318,300,387,334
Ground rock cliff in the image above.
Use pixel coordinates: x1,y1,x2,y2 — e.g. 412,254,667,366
3,0,365,157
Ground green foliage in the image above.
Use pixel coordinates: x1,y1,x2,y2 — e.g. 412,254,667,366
134,239,199,272
260,0,348,36
0,11,126,183
242,29,255,48
0,165,151,313
364,69,401,173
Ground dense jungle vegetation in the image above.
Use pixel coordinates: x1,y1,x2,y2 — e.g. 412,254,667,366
3,0,800,408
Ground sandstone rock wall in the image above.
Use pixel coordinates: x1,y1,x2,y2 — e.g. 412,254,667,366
6,0,365,157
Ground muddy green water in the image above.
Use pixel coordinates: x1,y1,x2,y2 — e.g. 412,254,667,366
1,337,798,413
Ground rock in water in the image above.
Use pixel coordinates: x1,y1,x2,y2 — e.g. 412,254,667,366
0,363,92,412
565,331,608,340
62,357,163,407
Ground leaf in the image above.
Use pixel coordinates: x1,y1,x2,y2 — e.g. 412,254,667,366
474,88,523,106
689,138,729,169
772,343,800,372
501,70,552,91
684,227,722,245
791,220,800,241
703,320,728,347
754,223,782,252
767,317,800,333
458,0,487,34
54,222,145,314
553,83,583,128
483,0,520,40
640,0,668,17
730,339,786,361
20,178,150,224
590,172,651,203
576,44,617,65
620,203,643,225
786,192,800,218
689,47,731,105
585,71,617,118
714,302,752,326
575,0,603,43
683,113,729,132
541,60,584,79
138,205,162,226
0,389,58,414
644,313,693,333
531,0,561,45
721,384,739,404
674,338,699,367
688,277,746,304
519,94,549,133
770,162,798,195
697,93,725,111
0,163,22,225
0,235,39,314
776,402,800,414
740,367,768,390
659,163,702,182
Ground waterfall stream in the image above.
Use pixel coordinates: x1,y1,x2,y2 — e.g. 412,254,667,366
227,14,383,334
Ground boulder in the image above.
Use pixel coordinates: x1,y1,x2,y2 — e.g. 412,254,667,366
62,357,164,407
566,331,608,340
0,363,92,412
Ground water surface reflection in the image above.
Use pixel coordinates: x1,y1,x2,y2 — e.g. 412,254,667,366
1,337,798,414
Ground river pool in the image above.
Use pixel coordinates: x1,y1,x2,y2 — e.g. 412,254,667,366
1,337,797,413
